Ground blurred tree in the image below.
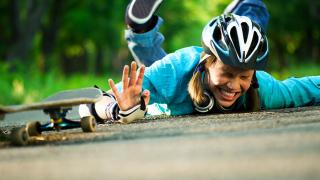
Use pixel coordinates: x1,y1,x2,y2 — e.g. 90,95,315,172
265,0,320,69
0,0,319,76
3,0,52,62
159,0,229,52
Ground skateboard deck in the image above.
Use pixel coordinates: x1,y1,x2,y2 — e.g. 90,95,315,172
0,87,102,115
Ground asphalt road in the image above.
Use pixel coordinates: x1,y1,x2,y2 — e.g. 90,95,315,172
0,106,320,180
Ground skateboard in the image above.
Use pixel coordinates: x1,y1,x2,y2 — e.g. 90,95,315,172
0,87,103,146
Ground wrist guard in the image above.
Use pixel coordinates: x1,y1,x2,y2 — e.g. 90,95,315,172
118,96,147,124
79,89,147,123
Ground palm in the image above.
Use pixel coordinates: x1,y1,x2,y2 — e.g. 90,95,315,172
116,83,142,110
108,62,149,111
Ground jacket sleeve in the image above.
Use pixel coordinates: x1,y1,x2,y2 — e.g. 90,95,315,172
257,71,320,109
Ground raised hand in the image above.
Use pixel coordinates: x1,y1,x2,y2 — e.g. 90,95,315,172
108,61,150,111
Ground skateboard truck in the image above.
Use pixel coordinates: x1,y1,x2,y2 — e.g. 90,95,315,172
43,107,73,131
38,107,97,134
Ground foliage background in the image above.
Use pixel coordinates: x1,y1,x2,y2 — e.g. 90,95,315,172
0,0,319,105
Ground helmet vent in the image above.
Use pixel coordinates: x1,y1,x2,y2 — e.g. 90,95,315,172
241,23,249,42
247,32,259,58
230,27,240,57
209,19,215,26
225,16,232,23
213,27,221,41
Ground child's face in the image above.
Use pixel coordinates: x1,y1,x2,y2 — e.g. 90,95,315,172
205,59,254,108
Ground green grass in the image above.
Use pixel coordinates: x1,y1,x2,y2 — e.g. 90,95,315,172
0,62,121,105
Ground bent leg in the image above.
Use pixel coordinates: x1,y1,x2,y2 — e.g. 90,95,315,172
125,17,167,66
224,0,269,32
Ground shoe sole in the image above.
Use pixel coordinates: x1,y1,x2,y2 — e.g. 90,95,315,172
128,0,163,24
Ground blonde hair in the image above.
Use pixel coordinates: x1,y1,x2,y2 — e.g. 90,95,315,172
188,52,216,105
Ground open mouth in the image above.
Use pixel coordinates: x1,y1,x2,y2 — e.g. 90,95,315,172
218,88,239,101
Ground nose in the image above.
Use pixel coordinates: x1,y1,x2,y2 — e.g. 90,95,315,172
226,78,240,90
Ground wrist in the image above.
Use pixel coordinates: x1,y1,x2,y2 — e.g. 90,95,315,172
118,96,147,124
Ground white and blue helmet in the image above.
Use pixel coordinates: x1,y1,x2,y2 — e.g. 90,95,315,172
201,14,269,70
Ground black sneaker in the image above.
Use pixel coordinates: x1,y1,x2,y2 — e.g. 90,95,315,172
127,0,163,24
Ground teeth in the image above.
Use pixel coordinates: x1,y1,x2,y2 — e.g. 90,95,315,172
220,89,236,97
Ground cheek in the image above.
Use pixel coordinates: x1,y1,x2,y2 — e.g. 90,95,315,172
240,80,252,92
208,71,226,86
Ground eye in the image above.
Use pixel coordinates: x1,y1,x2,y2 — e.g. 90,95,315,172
222,72,233,78
240,75,249,80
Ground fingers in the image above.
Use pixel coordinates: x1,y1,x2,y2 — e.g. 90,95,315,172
129,61,137,86
136,65,145,86
108,79,120,100
122,65,129,91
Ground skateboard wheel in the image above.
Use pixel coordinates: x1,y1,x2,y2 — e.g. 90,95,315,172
11,127,29,146
81,116,96,132
27,121,41,136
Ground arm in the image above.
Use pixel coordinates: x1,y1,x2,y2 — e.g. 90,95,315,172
257,71,320,109
139,46,202,115
79,62,150,124
108,54,196,117
115,46,202,116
